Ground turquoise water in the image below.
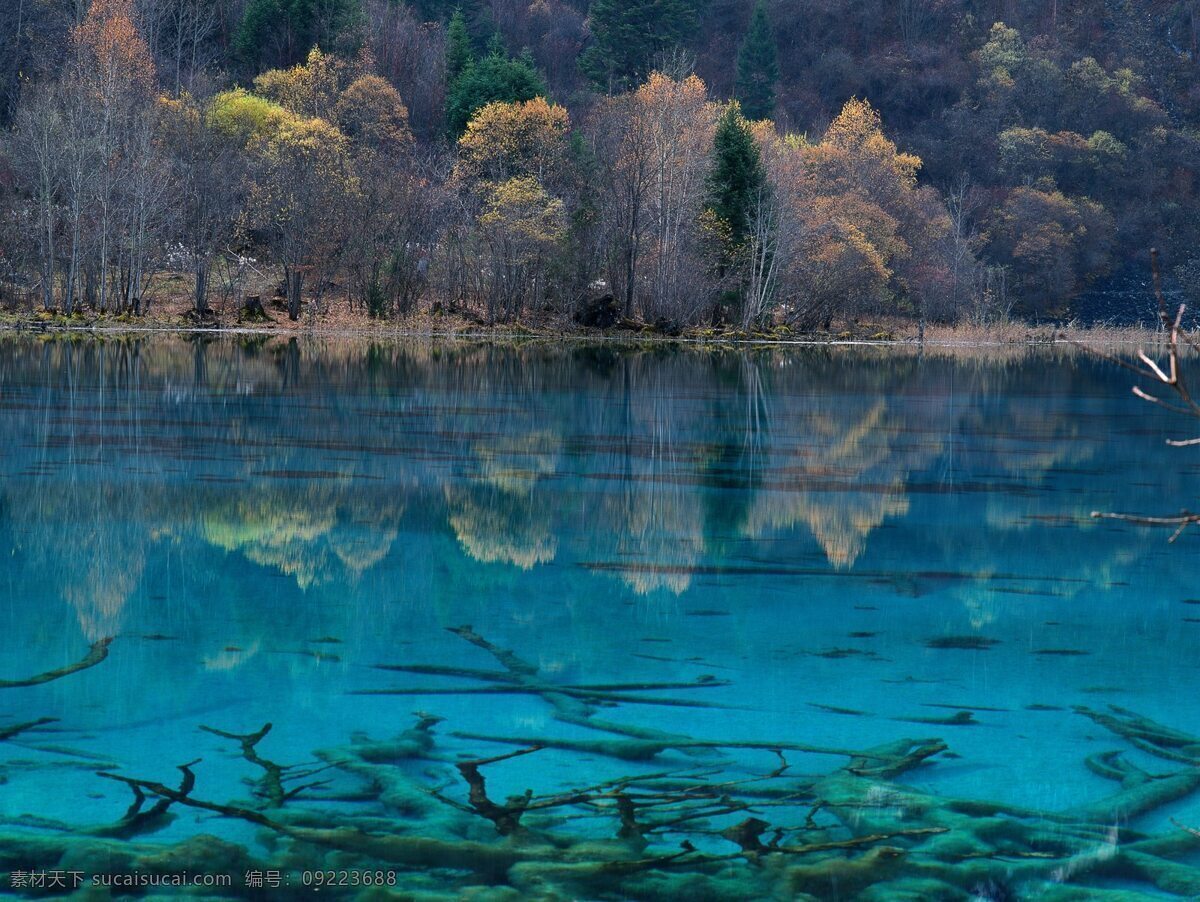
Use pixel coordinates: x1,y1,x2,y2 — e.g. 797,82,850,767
0,336,1198,899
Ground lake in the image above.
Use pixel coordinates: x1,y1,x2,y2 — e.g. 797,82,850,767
0,335,1197,898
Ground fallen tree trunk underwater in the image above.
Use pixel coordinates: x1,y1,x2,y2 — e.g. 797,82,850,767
2,627,1200,899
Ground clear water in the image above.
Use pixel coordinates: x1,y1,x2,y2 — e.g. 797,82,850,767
1,336,1198,899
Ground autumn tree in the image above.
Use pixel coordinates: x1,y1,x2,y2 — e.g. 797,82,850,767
229,99,359,319
7,0,1198,328
644,73,718,324
8,84,67,311
67,0,169,314
451,98,573,318
226,48,439,320
160,93,245,316
253,47,350,120
335,73,413,154
590,91,655,317
735,1,779,121
208,88,295,141
753,98,946,329
985,186,1114,314
931,175,987,322
589,72,717,324
338,76,434,318
455,96,571,187
345,154,437,317
476,176,566,319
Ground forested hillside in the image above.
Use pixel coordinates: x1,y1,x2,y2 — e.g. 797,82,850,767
1,0,1197,329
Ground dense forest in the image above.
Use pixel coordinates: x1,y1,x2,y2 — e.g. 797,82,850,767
0,0,1197,329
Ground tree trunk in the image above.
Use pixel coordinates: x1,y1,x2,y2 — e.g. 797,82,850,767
40,204,55,311
287,267,303,321
63,220,80,315
624,241,635,319
194,259,209,314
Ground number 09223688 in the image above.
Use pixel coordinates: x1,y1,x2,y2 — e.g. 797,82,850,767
300,870,398,887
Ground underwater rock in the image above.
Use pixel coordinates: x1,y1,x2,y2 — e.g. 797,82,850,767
138,834,257,881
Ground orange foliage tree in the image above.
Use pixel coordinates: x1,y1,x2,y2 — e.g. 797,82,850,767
70,0,165,313
986,186,1115,314
757,98,946,328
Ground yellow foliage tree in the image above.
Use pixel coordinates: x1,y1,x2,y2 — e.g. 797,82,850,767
456,97,571,187
811,98,921,206
244,114,360,320
335,74,413,155
476,175,567,319
252,52,414,158
68,0,161,313
207,88,295,143
253,47,346,121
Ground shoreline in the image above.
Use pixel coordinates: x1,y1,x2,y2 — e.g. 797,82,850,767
0,312,1174,349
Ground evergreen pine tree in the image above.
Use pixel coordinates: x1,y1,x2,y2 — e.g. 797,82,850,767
446,9,473,86
579,0,698,91
706,103,767,249
234,0,364,72
735,0,779,121
417,0,492,44
485,32,507,59
445,43,548,135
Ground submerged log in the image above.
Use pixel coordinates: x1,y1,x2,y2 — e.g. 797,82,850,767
19,623,1200,899
0,637,112,689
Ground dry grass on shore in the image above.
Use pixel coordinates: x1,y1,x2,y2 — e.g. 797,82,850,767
0,284,1178,353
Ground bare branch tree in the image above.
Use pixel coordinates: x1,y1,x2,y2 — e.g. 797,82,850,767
1086,249,1200,541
